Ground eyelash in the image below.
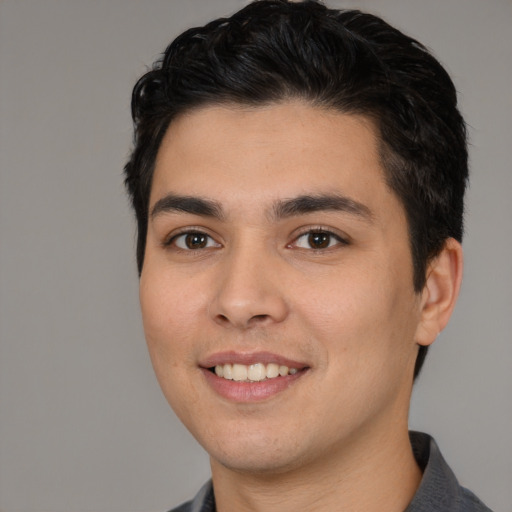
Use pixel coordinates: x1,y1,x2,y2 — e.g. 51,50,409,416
163,227,349,252
290,227,349,251
163,229,220,251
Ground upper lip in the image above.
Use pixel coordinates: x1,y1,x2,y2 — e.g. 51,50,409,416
199,351,309,369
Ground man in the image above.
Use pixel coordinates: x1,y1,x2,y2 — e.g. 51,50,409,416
124,1,492,510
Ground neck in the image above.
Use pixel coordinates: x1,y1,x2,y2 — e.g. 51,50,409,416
211,423,422,512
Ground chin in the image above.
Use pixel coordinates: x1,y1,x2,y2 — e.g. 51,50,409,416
210,445,307,476
194,422,320,476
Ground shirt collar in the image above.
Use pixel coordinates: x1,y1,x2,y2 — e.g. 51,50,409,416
188,480,215,512
406,431,465,511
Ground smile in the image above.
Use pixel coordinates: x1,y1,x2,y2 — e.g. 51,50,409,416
201,352,309,402
213,363,299,382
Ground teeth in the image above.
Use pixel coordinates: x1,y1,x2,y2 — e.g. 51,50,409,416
247,363,266,381
266,363,279,378
223,364,233,380
232,364,248,381
213,363,300,382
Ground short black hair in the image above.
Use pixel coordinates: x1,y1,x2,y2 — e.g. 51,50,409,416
124,0,468,378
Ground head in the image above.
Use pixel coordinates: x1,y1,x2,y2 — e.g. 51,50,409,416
125,0,466,379
125,1,467,476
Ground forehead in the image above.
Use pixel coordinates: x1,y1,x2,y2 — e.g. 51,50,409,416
150,101,394,217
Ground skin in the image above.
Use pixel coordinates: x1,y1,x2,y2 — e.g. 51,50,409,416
140,101,463,512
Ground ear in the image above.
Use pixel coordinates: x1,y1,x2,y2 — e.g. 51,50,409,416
415,238,464,347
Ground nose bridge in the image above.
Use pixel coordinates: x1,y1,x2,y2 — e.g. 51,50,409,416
210,235,288,328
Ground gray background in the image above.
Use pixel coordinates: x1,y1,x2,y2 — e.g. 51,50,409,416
0,1,510,511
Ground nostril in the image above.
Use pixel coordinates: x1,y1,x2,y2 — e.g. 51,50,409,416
243,314,273,328
251,314,269,322
217,314,229,323
214,312,271,329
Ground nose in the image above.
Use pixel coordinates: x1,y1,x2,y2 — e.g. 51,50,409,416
209,244,289,329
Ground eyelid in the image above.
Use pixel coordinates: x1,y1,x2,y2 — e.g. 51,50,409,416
162,227,221,249
288,225,350,249
161,224,349,250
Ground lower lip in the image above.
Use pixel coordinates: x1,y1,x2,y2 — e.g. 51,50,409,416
201,368,306,402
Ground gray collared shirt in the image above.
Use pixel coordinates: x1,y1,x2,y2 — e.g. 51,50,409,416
169,432,493,512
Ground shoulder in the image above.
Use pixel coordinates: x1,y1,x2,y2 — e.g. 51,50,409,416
408,432,494,512
459,486,493,512
166,480,214,512
167,501,193,512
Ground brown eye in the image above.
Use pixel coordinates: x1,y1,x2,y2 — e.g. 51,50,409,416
293,230,347,250
172,231,220,250
308,232,331,249
185,233,207,249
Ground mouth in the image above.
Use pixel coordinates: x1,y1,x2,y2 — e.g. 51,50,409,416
200,352,310,402
209,362,301,382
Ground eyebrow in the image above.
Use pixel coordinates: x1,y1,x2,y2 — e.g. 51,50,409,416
150,192,373,223
272,194,373,222
150,194,225,220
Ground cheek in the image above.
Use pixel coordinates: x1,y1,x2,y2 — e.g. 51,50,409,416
293,259,418,367
293,266,386,338
139,270,205,364
139,271,209,417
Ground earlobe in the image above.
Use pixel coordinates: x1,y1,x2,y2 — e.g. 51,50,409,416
415,238,464,347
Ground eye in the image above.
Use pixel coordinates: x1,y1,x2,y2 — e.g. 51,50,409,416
169,231,220,250
292,230,347,250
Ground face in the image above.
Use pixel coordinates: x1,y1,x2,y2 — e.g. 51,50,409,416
140,102,424,475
